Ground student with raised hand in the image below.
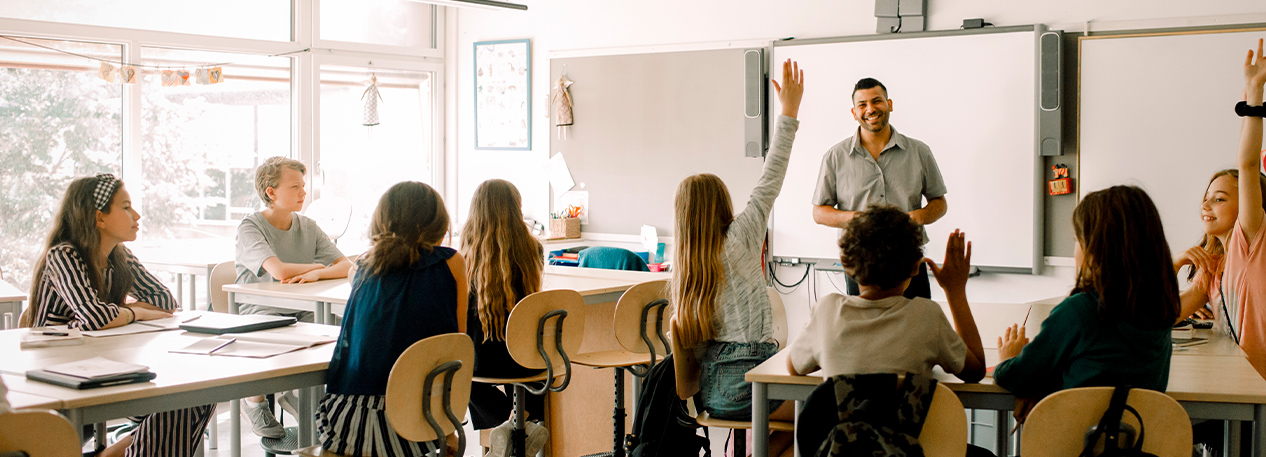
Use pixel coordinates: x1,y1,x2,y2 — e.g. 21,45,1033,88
459,179,549,453
994,186,1179,421
235,156,352,437
669,59,802,457
23,174,212,457
786,208,985,385
318,181,467,456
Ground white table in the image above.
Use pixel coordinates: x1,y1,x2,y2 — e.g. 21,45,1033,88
0,278,27,329
133,244,232,311
0,316,338,457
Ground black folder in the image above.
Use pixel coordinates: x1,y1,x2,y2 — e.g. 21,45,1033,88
179,314,297,335
26,369,157,390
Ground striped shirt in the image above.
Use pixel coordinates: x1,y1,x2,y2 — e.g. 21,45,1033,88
713,115,799,343
31,243,177,330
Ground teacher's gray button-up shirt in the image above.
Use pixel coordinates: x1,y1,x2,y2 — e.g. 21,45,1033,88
812,126,947,244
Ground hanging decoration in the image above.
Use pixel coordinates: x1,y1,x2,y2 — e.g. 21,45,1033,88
551,71,574,140
97,62,117,83
362,73,383,126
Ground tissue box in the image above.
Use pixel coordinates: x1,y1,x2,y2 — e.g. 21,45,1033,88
550,217,581,239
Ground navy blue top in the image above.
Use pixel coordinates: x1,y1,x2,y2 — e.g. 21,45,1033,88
326,246,459,396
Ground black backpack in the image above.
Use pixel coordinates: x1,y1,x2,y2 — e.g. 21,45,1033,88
625,353,711,457
1080,386,1159,457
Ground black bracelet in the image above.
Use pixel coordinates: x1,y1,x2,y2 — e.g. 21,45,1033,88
1235,101,1266,117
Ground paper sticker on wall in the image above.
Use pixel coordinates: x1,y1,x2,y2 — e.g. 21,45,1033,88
118,66,137,84
208,67,223,84
161,70,179,87
176,69,191,86
195,68,210,85
98,62,116,83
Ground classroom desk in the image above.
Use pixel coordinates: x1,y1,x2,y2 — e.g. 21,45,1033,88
4,386,62,410
133,246,231,311
0,278,25,329
0,318,338,457
746,343,1266,457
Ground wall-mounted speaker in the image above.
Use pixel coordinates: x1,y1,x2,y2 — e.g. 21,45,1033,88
1039,30,1063,156
744,48,767,158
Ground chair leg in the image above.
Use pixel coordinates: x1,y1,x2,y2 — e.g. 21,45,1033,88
613,367,625,457
512,385,527,457
734,429,746,457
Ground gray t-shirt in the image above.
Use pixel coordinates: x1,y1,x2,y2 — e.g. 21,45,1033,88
788,293,966,379
235,212,344,285
812,126,947,244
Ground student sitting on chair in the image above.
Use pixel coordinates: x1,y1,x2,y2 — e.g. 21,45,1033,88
23,174,212,457
317,181,467,456
234,156,352,437
994,186,1179,422
459,179,549,454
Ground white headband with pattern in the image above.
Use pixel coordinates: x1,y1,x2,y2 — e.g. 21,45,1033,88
93,173,119,210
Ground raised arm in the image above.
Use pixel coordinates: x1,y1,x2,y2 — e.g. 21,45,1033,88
1240,38,1266,241
925,230,985,383
730,59,804,246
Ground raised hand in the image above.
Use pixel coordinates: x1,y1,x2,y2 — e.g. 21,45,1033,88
770,59,804,119
925,229,971,295
998,324,1028,361
1246,38,1266,87
1175,246,1220,274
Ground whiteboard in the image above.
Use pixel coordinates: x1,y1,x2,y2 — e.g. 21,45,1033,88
770,29,1041,271
1080,28,1266,255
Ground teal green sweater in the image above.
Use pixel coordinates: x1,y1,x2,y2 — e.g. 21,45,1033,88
993,292,1172,397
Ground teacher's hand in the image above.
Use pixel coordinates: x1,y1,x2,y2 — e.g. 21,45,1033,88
771,59,804,119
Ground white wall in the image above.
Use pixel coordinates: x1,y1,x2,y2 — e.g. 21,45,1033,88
449,1,1264,320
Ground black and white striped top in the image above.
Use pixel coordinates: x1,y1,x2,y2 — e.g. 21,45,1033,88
31,243,177,330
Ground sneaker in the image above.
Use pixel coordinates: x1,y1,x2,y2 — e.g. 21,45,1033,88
241,399,285,438
488,420,549,457
277,391,300,421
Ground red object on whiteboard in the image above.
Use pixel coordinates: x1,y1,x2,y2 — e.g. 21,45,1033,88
1048,164,1072,195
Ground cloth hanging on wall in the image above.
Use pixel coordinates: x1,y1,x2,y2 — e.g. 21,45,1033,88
551,74,574,139
362,74,383,126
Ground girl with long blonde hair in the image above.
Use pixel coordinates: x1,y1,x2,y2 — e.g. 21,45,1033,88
670,59,803,457
460,179,548,445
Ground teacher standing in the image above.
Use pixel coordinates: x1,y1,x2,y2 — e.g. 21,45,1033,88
811,78,947,298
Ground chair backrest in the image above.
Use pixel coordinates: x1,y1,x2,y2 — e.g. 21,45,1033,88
921,383,968,457
505,289,585,372
0,409,81,456
577,246,650,272
613,279,671,360
303,197,354,241
766,287,787,349
209,260,236,313
1021,387,1192,457
385,333,475,446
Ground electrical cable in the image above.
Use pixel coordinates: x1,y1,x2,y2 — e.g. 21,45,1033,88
767,261,810,293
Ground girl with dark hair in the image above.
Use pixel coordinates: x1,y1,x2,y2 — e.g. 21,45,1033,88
994,185,1180,418
317,181,467,456
24,174,213,457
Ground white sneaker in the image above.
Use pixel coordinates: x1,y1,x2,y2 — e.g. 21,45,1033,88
488,420,549,457
241,400,285,438
277,391,300,421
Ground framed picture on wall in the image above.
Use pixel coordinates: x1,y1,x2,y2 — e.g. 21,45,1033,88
474,39,531,150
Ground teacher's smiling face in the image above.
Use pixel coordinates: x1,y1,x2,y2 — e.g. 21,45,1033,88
851,86,893,133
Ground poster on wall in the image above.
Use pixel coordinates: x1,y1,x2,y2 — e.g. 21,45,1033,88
474,39,531,150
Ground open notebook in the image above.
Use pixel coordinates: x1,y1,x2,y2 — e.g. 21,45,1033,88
171,332,335,358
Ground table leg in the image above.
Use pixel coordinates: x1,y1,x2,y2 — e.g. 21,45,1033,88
176,273,185,308
298,386,316,447
793,400,804,457
753,382,769,457
994,410,1009,456
95,423,107,452
315,302,326,325
228,291,238,315
230,398,241,457
1255,406,1265,457
190,275,198,311
1229,420,1242,457
206,266,215,311
208,408,219,450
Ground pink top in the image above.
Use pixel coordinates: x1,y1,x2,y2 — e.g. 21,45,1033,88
1222,218,1266,378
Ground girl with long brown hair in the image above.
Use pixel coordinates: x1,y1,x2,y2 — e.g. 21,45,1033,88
318,181,467,456
670,59,803,457
24,174,212,457
460,179,549,451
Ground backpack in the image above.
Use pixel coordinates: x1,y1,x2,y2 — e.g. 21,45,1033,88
625,353,711,457
796,373,937,457
1080,386,1159,457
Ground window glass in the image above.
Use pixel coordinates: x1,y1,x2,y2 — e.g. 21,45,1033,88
137,47,291,258
320,0,433,49
0,0,291,41
318,65,434,256
0,37,122,289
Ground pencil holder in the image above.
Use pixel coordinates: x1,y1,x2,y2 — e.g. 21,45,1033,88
550,217,581,239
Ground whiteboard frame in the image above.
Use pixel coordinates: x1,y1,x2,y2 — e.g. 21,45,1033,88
770,25,1046,275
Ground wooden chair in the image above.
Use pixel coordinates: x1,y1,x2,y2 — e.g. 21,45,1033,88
296,333,476,457
570,279,670,457
0,409,80,457
793,378,966,457
472,289,585,457
209,260,236,313
1021,387,1192,457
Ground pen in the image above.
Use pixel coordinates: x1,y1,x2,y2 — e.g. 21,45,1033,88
39,331,69,336
208,338,237,355
182,315,201,324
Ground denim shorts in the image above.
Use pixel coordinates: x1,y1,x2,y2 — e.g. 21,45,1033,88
699,341,783,421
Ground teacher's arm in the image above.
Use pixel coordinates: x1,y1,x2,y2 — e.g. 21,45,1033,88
909,196,947,226
812,205,858,228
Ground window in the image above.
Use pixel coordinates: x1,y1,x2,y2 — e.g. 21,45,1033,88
318,64,435,255
138,47,291,249
0,37,122,289
0,0,291,41
320,0,434,49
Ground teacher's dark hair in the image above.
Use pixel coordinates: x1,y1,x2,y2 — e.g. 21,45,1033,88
1072,185,1180,329
852,78,888,100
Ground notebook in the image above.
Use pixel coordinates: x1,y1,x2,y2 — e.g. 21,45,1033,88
27,356,157,389
179,313,298,335
170,332,335,358
20,327,85,348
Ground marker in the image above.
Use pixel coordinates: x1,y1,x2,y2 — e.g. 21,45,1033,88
182,315,202,324
208,338,237,355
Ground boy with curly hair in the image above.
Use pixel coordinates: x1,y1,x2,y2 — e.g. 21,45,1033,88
787,205,985,382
